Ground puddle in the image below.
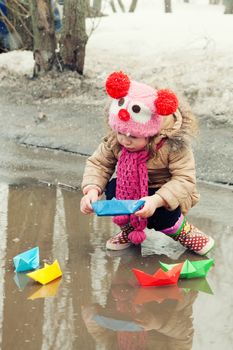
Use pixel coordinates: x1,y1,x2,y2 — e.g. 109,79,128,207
0,183,232,349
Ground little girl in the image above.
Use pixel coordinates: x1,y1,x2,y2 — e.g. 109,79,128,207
80,71,214,255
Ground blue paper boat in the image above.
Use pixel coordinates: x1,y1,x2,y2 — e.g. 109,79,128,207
92,199,145,216
13,247,40,272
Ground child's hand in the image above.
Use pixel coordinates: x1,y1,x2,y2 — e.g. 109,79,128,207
135,194,166,218
80,189,99,214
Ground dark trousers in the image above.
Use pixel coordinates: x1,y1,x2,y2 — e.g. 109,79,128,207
105,178,181,231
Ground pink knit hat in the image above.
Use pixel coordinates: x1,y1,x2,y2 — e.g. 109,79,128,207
106,71,179,138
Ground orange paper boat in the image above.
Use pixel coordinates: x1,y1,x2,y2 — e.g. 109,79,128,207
132,263,184,287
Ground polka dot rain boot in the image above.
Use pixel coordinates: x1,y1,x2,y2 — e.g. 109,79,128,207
162,216,215,255
106,224,134,250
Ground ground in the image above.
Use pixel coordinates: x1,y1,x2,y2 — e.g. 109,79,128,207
0,68,232,186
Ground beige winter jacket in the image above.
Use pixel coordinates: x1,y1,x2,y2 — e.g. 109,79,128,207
81,99,200,215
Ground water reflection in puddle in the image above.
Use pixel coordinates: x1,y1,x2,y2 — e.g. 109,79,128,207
0,183,232,349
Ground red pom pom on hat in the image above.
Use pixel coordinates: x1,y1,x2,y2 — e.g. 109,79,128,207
155,89,179,116
106,71,130,99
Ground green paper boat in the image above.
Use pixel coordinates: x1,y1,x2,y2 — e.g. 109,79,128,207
159,259,214,279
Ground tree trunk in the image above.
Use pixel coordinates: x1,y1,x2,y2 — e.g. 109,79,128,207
224,0,233,13
209,0,220,4
60,0,88,74
93,0,102,14
110,0,117,12
129,0,138,12
117,0,125,12
4,0,33,50
30,0,56,75
85,0,92,17
164,0,172,13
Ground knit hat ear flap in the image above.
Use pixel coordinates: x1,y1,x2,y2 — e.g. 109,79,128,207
106,71,130,99
155,89,179,116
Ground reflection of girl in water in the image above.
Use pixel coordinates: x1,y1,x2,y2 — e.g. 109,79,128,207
82,254,197,350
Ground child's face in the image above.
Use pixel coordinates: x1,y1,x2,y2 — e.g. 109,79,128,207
117,132,148,152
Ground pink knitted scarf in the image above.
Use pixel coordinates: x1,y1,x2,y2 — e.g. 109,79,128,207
113,147,149,244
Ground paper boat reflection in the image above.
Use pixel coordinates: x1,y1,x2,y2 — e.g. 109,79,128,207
92,315,144,332
28,277,62,300
133,285,183,304
14,273,30,290
179,278,213,295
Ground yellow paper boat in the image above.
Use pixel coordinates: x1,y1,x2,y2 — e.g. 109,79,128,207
27,260,62,285
28,277,62,300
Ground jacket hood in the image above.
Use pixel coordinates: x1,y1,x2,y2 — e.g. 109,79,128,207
157,97,198,151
